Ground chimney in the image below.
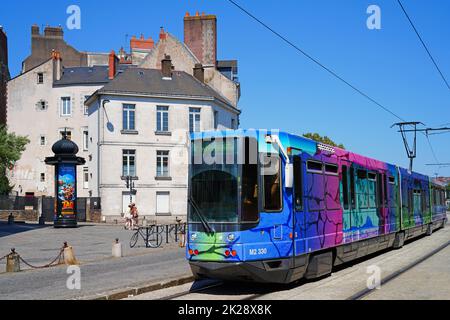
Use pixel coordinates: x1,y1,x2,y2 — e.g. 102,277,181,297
44,26,63,38
159,27,167,41
51,50,62,81
108,50,118,80
130,34,154,52
161,55,172,79
31,24,40,36
184,12,217,66
193,63,204,83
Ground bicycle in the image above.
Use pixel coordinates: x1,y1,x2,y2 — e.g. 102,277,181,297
129,225,164,248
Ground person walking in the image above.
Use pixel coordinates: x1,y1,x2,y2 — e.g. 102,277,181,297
130,203,139,230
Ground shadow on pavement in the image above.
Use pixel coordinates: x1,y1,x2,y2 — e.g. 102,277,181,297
0,221,51,238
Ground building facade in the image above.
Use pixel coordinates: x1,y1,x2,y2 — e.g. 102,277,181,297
0,26,9,125
86,57,240,222
140,13,240,109
7,51,117,197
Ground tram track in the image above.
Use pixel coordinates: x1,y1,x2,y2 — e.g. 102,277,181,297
155,224,450,301
347,240,450,300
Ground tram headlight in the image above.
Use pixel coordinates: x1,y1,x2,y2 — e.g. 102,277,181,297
190,233,197,241
227,233,235,242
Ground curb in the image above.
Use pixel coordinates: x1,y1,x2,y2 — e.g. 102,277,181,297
74,275,195,300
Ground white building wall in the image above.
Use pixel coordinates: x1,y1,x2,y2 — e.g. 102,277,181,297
89,95,239,223
7,60,102,197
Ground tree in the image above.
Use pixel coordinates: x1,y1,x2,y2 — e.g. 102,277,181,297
303,132,345,149
0,126,30,195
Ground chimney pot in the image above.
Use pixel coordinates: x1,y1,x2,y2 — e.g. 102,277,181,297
185,12,190,17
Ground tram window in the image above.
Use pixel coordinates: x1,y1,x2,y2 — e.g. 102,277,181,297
325,164,338,175
381,174,388,207
368,174,376,208
376,173,383,208
262,154,282,212
409,189,414,215
388,176,395,184
349,167,356,209
402,179,409,210
293,156,303,211
421,191,427,213
341,165,349,210
356,169,368,209
307,161,323,173
241,137,259,222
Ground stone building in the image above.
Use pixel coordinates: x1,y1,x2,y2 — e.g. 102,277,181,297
7,51,124,197
86,56,240,222
0,26,9,125
140,12,240,109
22,25,110,73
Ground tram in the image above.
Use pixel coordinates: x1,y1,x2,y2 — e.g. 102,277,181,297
186,130,447,283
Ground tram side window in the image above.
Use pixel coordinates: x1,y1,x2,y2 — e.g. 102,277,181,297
306,160,325,211
409,188,414,214
241,137,259,222
324,164,340,210
262,154,282,212
356,169,368,209
367,172,376,208
293,156,303,211
421,189,427,213
349,167,356,210
402,179,409,211
341,165,349,210
383,174,389,207
376,173,383,208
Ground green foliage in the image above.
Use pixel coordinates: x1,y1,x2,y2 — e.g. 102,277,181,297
303,132,345,149
0,126,30,195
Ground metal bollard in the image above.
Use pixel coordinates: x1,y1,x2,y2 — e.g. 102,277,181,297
38,215,46,225
63,242,78,265
112,238,122,258
6,248,20,272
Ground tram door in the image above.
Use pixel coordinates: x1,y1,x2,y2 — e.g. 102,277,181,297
340,161,354,241
293,155,307,262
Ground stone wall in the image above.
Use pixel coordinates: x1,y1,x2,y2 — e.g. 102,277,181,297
0,210,39,221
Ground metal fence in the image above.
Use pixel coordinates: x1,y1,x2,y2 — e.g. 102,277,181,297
0,195,38,211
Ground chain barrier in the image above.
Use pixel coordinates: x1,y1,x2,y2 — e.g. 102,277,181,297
0,243,67,269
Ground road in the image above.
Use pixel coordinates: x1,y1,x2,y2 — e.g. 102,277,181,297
129,217,450,300
0,222,191,300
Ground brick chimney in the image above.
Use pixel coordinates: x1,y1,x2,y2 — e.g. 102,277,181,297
161,54,172,79
51,50,62,81
184,12,217,66
44,26,63,39
130,34,154,52
193,63,204,83
159,27,167,41
31,24,40,36
108,50,118,80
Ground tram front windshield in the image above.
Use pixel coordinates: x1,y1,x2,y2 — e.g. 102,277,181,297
189,137,259,224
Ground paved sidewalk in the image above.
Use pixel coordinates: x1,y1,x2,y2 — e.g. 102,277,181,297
0,222,191,300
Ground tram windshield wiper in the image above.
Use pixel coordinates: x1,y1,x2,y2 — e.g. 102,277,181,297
188,196,215,234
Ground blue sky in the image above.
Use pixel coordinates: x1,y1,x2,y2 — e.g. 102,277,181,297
1,0,449,176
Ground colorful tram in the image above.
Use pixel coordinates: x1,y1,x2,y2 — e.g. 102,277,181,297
186,130,447,283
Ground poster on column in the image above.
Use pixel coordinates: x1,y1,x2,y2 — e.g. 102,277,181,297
57,164,76,217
